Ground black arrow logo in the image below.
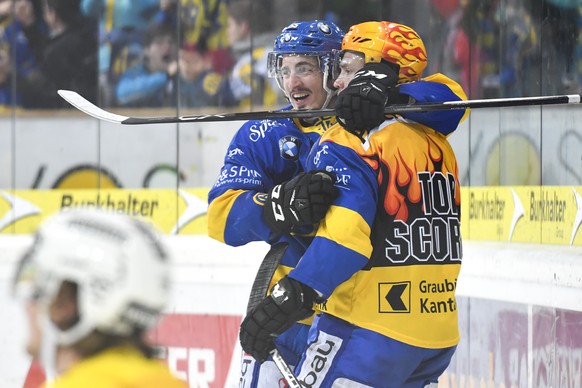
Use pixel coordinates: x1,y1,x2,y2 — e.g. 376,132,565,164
385,284,408,311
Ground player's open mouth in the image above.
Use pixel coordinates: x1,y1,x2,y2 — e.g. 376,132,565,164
292,92,310,101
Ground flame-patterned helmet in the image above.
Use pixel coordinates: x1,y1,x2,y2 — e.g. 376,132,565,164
342,21,427,83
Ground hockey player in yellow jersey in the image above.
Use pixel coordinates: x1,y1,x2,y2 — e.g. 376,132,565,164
12,210,186,388
240,21,466,387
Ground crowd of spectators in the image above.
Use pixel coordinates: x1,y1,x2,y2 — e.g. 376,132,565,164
431,0,581,99
0,0,283,110
0,0,98,109
1,0,581,109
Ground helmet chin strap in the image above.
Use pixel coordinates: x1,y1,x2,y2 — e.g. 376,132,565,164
320,67,336,110
37,297,99,379
39,315,59,382
57,316,98,347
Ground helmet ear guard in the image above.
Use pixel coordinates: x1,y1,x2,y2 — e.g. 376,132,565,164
341,21,427,84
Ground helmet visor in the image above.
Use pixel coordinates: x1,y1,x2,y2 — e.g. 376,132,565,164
267,52,326,79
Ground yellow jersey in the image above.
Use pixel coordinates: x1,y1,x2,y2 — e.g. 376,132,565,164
42,347,186,388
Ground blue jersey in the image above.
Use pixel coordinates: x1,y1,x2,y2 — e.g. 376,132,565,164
208,113,335,377
116,62,173,107
208,113,333,272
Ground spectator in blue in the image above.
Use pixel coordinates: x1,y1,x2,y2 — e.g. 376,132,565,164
81,0,159,105
1,0,47,78
81,0,158,31
497,0,537,97
0,1,32,108
224,0,281,109
16,0,98,108
0,49,22,108
177,42,234,108
154,0,177,27
115,22,178,107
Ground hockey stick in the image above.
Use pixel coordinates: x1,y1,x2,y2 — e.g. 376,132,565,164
58,89,582,125
244,242,302,388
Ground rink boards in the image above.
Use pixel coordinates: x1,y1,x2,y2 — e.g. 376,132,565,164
0,186,581,387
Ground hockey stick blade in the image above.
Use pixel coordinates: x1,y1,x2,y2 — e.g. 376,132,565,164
59,89,582,125
58,90,335,124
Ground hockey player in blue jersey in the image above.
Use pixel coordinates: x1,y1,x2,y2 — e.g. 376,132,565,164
238,21,467,387
209,20,467,387
209,21,344,386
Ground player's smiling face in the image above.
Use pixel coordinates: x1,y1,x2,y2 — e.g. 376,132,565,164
280,55,326,110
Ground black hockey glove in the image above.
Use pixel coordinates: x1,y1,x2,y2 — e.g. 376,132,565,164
335,61,407,140
239,276,317,363
263,170,338,234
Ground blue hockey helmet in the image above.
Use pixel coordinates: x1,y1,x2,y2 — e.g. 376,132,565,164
267,20,344,108
272,20,344,55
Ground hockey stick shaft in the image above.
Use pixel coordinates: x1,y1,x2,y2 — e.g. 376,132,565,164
391,93,582,113
271,348,302,388
244,243,302,387
246,243,288,313
58,89,582,125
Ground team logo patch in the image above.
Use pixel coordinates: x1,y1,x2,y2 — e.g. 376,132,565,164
318,21,331,34
279,136,300,161
253,192,268,205
378,281,411,313
283,32,293,42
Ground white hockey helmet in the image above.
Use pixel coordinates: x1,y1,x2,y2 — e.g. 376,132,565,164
13,209,172,346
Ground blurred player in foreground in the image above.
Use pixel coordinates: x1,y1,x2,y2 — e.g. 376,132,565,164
12,209,186,388
240,21,466,387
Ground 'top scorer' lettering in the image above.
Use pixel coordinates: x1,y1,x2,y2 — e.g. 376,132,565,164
384,172,462,264
418,172,458,216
